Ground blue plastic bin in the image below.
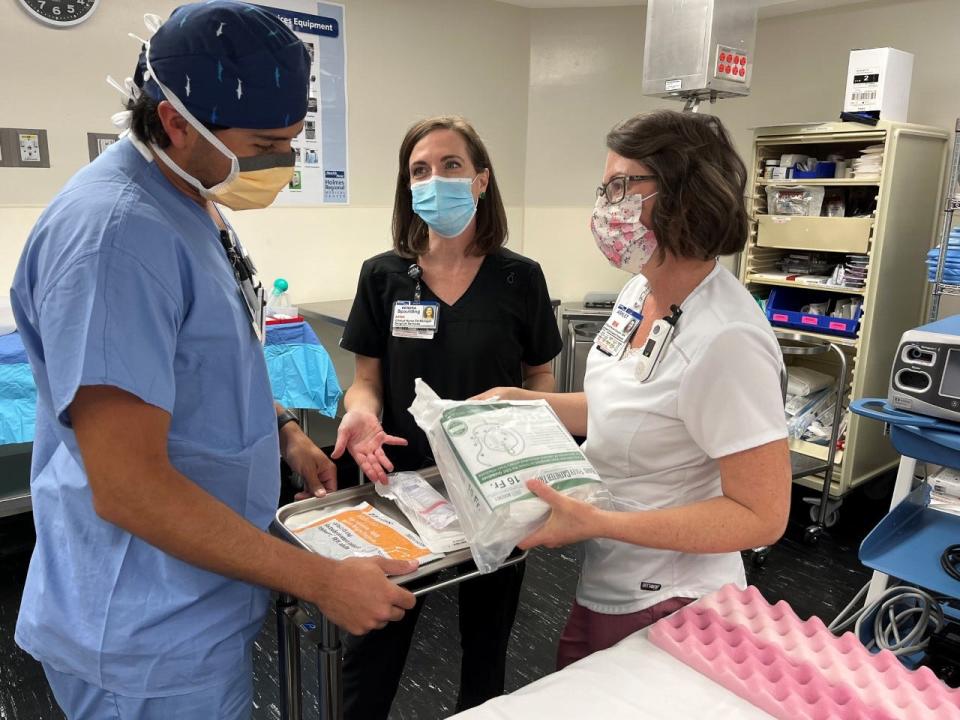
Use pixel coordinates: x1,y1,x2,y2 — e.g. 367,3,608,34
792,162,837,179
765,287,861,338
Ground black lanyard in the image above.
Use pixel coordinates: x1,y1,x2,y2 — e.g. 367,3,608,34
217,227,265,342
408,263,423,302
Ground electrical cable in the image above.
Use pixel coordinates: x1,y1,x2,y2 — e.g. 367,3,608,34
829,582,945,657
941,544,960,583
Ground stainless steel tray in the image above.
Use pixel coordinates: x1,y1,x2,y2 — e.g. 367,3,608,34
272,466,525,594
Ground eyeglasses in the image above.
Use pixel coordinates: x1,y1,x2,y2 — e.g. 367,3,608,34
596,175,657,205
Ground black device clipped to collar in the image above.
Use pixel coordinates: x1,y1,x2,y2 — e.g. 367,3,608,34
665,304,683,326
408,263,423,301
219,229,254,282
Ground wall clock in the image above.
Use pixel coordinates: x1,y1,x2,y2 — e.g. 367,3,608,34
17,0,99,27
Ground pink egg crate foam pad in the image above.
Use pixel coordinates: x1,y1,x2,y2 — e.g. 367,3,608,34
648,584,960,720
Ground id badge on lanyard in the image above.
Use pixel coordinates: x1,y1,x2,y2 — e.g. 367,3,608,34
595,299,645,359
391,300,440,340
240,277,266,344
218,226,266,345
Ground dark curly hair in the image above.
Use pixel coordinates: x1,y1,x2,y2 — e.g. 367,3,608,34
605,110,748,260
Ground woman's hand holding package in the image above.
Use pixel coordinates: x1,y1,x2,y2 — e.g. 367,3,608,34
332,409,408,484
518,479,605,550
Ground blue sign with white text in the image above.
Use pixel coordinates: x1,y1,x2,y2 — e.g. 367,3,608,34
258,4,339,38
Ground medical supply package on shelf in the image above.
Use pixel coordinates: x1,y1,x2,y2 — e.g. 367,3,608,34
753,252,869,292
409,378,609,574
927,228,960,283
852,144,885,179
765,288,863,338
787,366,834,397
929,468,960,518
802,402,848,447
765,184,825,216
785,366,847,447
787,388,835,439
375,471,469,554
759,185,877,219
779,252,833,275
288,501,443,566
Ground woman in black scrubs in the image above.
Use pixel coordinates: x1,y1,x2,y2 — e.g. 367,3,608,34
334,115,562,718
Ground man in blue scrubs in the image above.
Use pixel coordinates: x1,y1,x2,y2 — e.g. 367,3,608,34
11,3,415,718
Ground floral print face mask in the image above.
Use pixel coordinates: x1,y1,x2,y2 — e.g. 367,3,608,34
590,191,658,274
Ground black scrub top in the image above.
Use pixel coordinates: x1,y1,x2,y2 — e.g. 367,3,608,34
341,248,563,472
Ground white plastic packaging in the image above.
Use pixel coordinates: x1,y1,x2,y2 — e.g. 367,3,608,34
765,185,825,216
929,467,960,516
375,472,469,554
787,366,834,397
409,379,609,574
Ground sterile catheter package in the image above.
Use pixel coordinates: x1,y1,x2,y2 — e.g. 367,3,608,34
409,379,609,573
289,501,442,566
375,472,469,554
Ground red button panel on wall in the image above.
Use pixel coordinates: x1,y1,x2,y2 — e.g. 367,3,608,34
714,45,749,84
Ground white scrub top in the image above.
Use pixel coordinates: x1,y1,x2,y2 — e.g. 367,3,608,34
11,138,280,696
578,263,786,615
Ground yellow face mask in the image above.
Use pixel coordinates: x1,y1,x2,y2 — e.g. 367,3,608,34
142,47,296,211
206,153,296,211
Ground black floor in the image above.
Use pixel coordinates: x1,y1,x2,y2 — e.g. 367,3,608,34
0,477,894,720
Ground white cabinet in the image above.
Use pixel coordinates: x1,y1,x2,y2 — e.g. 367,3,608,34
740,120,949,498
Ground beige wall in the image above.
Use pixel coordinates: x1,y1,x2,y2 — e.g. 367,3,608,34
522,5,660,299
2,0,956,304
0,0,531,303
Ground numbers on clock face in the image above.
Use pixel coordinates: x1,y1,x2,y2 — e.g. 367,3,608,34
20,0,98,26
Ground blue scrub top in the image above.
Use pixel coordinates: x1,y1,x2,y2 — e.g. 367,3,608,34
11,138,280,696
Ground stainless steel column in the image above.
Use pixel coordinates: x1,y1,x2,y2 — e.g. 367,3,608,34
317,615,343,720
277,593,303,720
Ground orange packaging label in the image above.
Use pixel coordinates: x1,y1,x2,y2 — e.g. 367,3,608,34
294,503,437,562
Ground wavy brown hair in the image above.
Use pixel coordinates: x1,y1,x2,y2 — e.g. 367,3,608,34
392,116,508,258
606,110,748,260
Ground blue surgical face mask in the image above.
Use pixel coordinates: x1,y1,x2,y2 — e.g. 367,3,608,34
411,175,480,238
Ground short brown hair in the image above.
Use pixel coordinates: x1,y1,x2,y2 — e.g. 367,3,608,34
605,110,748,260
392,116,508,258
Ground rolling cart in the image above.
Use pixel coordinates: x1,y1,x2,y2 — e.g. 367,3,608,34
753,331,848,564
778,331,849,545
271,466,526,720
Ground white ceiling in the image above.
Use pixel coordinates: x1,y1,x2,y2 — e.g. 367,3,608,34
495,0,880,18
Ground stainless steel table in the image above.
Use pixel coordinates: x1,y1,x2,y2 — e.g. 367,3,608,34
298,299,353,329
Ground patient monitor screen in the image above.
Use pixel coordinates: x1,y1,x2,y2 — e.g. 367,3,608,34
940,349,960,398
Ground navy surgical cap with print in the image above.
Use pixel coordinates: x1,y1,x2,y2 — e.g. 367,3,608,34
135,1,311,129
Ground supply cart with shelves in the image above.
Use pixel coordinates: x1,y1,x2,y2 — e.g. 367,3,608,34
740,120,949,507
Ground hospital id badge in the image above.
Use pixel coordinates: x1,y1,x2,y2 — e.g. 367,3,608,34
594,304,642,358
254,285,266,345
239,279,266,345
391,301,440,340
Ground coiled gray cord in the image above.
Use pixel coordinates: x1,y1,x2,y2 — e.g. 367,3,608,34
829,582,945,656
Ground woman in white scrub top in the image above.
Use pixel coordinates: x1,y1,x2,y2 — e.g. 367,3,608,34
476,110,791,669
